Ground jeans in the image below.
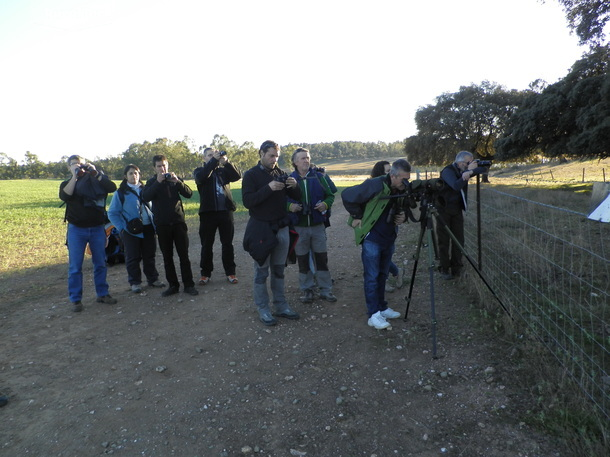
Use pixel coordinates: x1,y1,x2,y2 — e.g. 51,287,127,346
156,222,194,289
67,223,109,302
121,224,159,286
199,211,236,277
294,224,332,295
361,239,394,317
253,226,290,312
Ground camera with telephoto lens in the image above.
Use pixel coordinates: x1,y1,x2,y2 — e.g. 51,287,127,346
219,151,227,156
163,173,172,180
312,166,325,173
475,159,493,167
402,177,446,209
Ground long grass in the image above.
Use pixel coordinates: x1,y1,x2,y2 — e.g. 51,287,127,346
0,177,363,274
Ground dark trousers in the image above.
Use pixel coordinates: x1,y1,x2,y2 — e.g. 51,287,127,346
199,211,236,277
436,209,465,273
121,224,159,286
156,222,194,289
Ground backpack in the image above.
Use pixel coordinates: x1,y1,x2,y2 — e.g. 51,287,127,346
105,222,125,265
85,220,125,265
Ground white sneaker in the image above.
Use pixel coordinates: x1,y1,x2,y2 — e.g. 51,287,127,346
368,311,390,329
380,307,401,319
395,267,404,289
131,284,142,293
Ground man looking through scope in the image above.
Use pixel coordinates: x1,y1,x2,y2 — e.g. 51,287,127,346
341,159,412,330
436,151,489,280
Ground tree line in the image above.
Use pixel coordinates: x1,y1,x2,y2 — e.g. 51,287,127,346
406,45,609,165
0,136,405,180
407,1,609,164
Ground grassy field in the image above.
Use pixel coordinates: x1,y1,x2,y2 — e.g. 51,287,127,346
0,177,363,274
1,157,607,274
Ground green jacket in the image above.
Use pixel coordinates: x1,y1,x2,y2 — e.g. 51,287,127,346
341,176,398,245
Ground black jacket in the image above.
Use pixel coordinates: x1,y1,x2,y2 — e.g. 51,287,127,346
59,173,117,227
439,163,487,214
193,158,241,213
242,163,301,222
241,162,301,263
141,176,192,226
242,217,279,266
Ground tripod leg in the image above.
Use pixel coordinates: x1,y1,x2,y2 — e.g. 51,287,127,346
425,219,438,358
433,211,513,319
404,223,426,320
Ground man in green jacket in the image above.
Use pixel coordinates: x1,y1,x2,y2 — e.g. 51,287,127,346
341,159,411,329
287,148,336,304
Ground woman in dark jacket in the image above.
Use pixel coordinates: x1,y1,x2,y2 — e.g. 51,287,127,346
108,164,165,293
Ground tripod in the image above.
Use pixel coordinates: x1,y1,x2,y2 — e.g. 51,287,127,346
403,201,512,359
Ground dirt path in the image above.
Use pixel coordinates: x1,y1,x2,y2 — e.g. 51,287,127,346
0,203,565,456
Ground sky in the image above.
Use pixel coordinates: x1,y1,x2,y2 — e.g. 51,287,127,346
0,0,586,163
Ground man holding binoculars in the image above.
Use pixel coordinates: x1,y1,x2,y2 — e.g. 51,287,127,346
59,155,118,312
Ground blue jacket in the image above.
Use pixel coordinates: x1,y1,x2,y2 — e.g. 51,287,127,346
287,168,335,227
107,182,154,239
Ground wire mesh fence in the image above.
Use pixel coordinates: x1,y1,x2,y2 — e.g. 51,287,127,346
463,184,610,420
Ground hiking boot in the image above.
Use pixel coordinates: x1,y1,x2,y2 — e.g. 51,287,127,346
319,292,337,302
273,306,300,320
385,283,395,293
199,276,210,285
368,311,390,330
131,284,142,293
258,308,277,326
184,286,199,296
380,307,401,319
226,275,238,284
148,280,166,288
0,395,8,407
161,287,179,297
96,295,117,305
300,289,314,304
72,301,83,312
